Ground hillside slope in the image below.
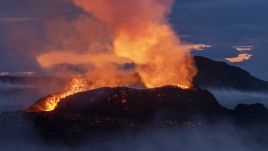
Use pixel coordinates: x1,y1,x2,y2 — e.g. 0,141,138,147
194,56,268,91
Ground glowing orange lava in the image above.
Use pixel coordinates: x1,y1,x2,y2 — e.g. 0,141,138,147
40,77,88,111
177,84,191,90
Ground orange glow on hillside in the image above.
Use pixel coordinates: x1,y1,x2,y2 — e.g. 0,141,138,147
35,77,88,111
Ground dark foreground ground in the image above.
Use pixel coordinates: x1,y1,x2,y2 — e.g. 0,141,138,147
0,110,268,151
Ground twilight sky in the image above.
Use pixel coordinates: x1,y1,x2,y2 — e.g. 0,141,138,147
0,0,268,80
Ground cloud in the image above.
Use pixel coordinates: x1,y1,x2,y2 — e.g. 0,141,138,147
191,44,212,50
0,72,35,76
29,0,72,2
233,46,253,52
0,17,37,22
225,53,253,63
225,45,254,63
0,72,9,76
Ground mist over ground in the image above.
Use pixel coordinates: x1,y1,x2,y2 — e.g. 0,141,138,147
0,81,62,112
0,115,267,151
208,88,268,109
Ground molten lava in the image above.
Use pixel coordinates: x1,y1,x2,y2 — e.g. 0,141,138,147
177,84,191,90
40,77,88,111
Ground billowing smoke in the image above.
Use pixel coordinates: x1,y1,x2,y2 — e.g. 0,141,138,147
37,0,197,89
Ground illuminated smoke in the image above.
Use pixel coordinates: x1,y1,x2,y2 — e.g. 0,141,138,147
32,0,198,111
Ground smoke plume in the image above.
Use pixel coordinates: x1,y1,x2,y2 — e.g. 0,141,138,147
37,0,196,89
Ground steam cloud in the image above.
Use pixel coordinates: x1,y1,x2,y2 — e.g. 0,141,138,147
37,0,197,89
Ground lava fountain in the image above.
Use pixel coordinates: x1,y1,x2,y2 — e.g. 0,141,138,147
27,0,197,112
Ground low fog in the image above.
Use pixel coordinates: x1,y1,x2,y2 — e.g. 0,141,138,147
0,82,62,112
0,116,267,151
208,88,268,109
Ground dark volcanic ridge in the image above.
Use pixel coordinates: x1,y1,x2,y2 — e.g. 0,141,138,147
61,86,229,119
194,56,268,91
27,86,228,118
26,86,268,121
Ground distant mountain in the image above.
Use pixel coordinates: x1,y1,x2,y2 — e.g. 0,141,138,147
194,56,268,91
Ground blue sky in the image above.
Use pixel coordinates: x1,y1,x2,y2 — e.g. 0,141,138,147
171,0,268,80
0,0,267,80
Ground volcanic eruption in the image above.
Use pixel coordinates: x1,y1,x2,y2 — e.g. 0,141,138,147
27,0,197,112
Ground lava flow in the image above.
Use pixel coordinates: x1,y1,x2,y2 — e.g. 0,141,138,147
26,77,88,112
28,0,197,112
